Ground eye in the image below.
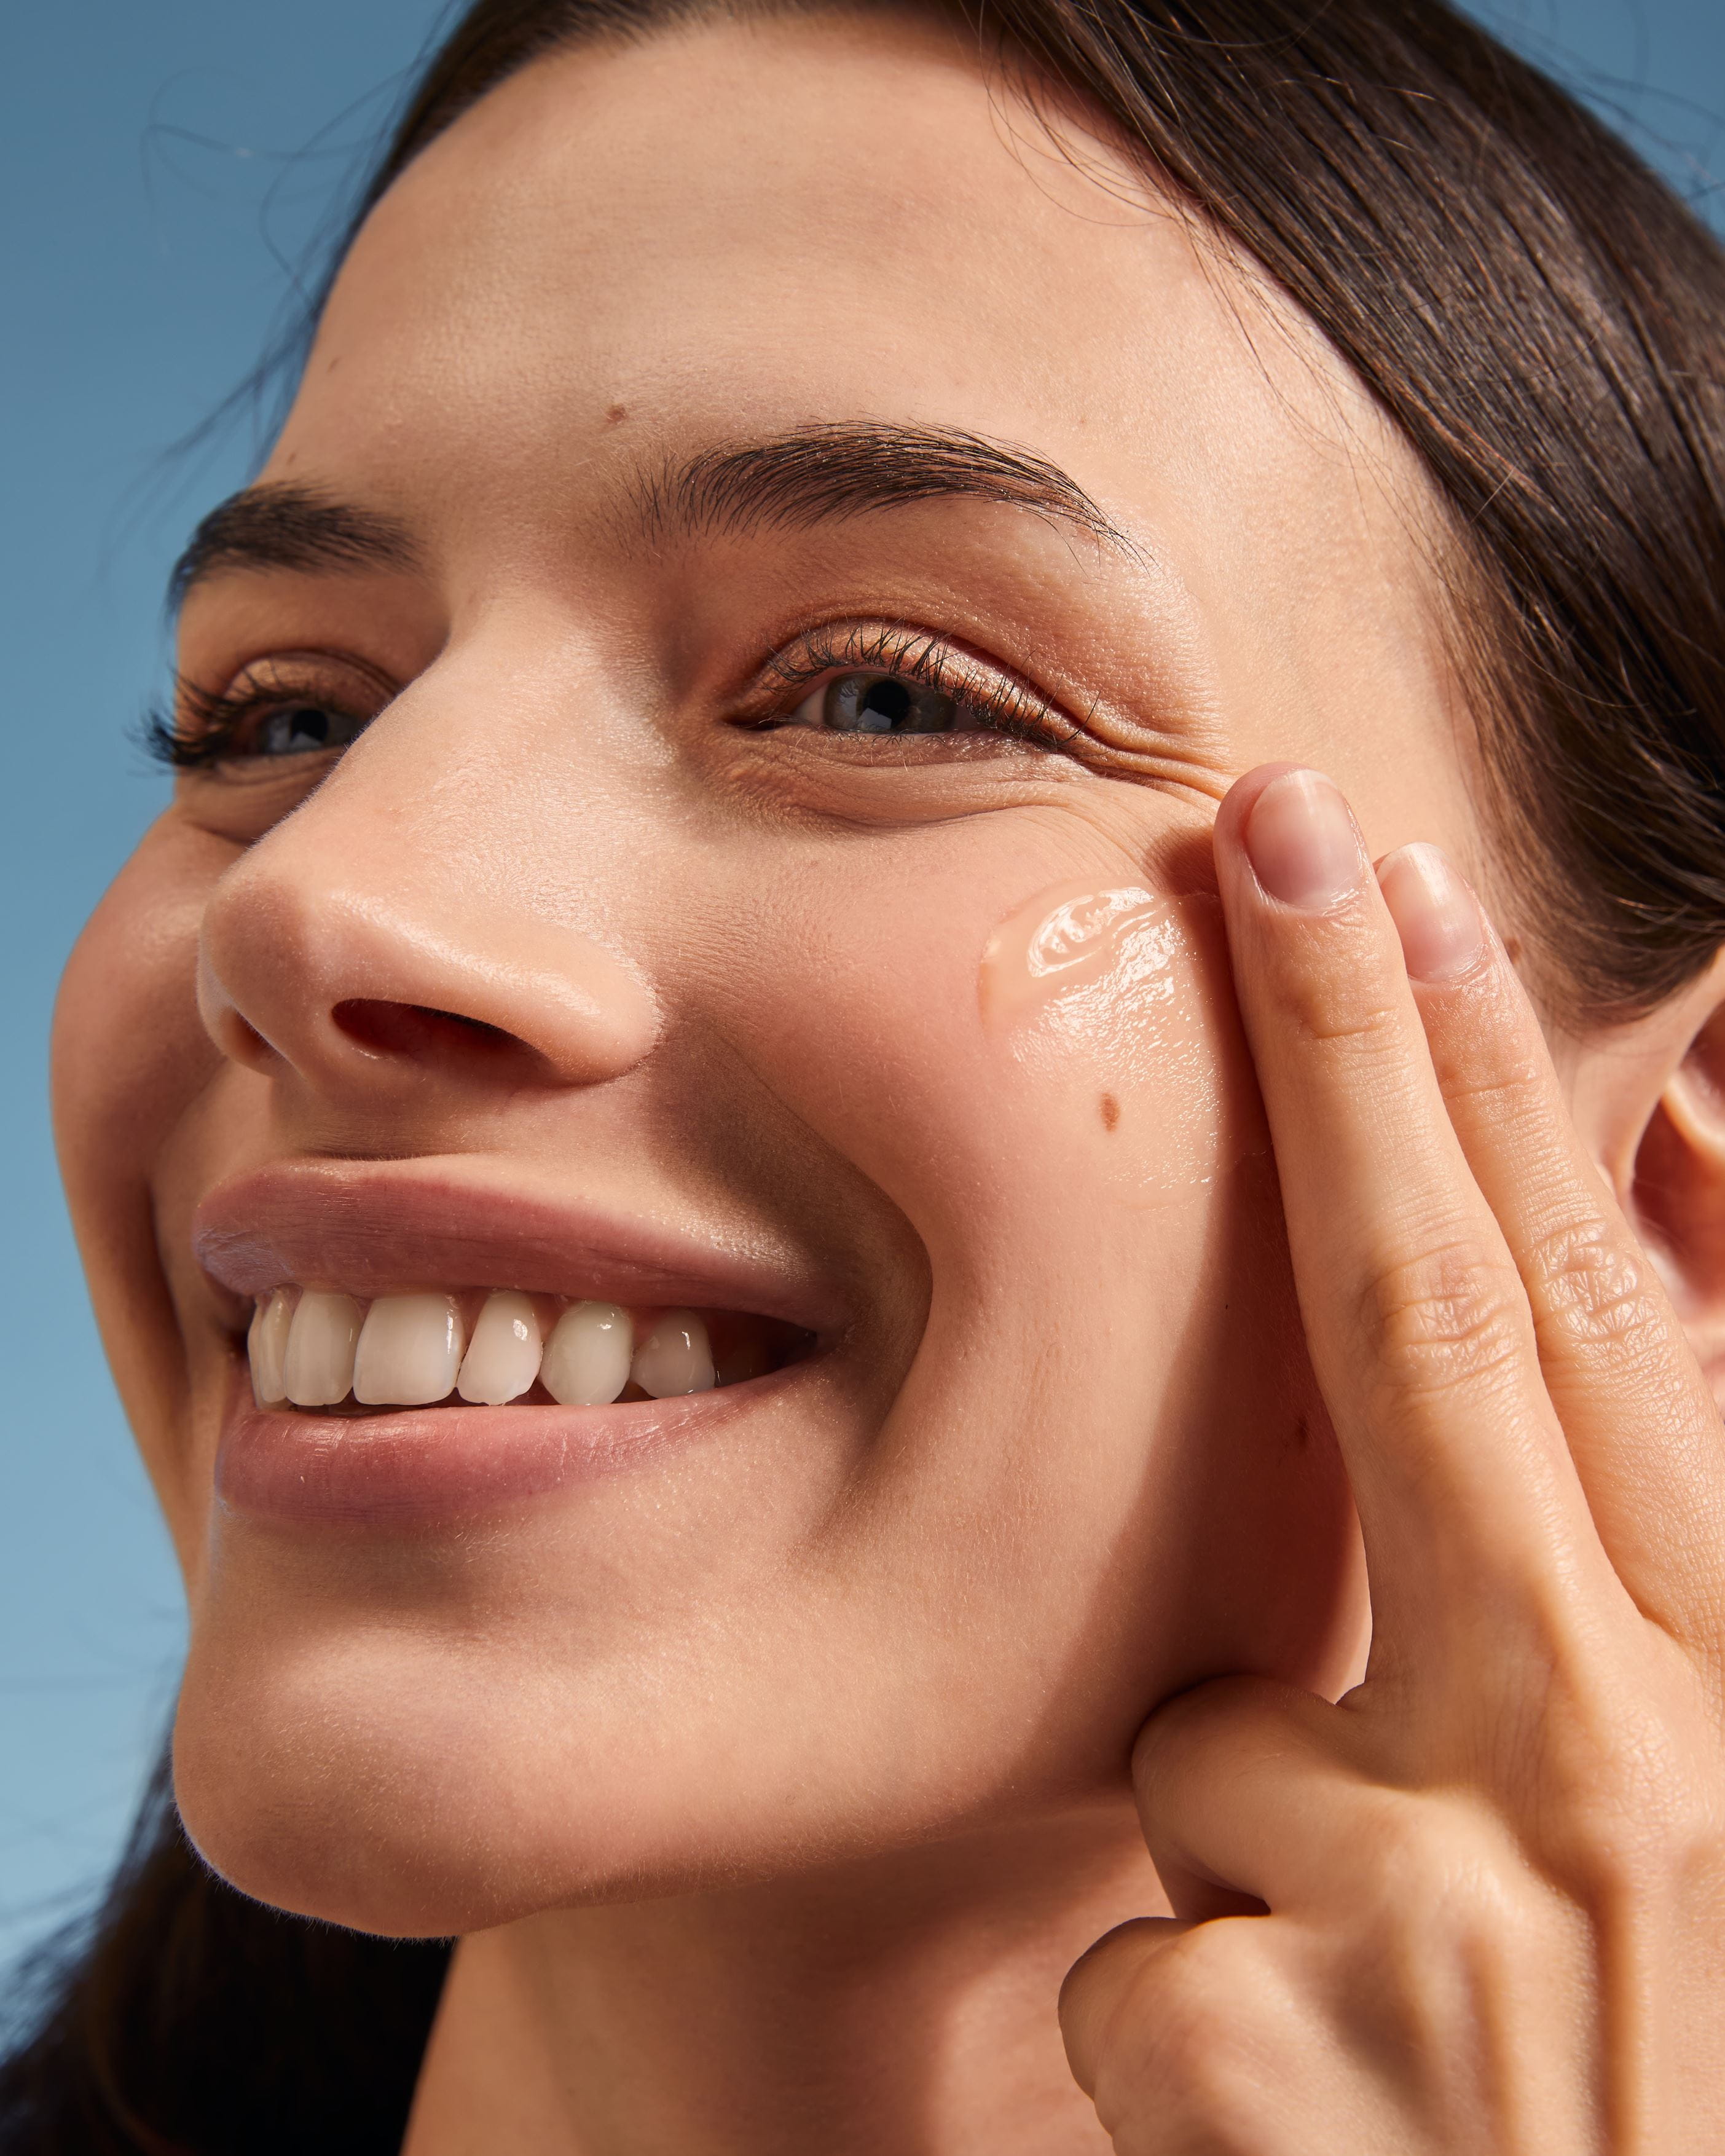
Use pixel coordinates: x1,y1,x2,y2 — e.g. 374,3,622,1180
149,655,395,774
748,624,1080,755
787,670,984,736
247,701,371,758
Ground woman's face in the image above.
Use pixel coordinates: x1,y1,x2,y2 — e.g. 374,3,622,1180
54,12,1482,1932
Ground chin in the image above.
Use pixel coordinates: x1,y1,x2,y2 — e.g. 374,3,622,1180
171,1629,660,1936
169,1608,904,1937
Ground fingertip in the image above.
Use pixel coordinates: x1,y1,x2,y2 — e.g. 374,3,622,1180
1217,766,1368,914
1377,843,1488,986
1214,761,1307,853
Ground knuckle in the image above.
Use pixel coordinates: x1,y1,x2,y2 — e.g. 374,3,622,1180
1364,1798,1521,1926
1351,1802,1567,2018
1405,1638,1725,1918
1533,1674,1725,1893
1249,910,1403,1053
1524,1217,1676,1364
1356,1240,1529,1404
1278,964,1405,1055
1090,1925,1283,2153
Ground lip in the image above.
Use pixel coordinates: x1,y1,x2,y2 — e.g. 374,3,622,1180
193,1157,846,1332
216,1357,816,1526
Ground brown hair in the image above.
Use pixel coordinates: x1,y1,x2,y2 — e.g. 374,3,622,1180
6,1,1723,2146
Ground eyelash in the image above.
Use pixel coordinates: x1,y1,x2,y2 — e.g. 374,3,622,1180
141,671,383,774
749,621,1080,750
144,622,1080,772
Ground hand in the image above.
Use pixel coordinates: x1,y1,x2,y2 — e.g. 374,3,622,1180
1060,765,1725,2152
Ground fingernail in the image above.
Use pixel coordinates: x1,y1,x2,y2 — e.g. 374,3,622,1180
1241,769,1366,911
1377,843,1485,982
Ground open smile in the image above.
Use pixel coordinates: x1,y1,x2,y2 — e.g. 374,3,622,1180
194,1159,844,1524
245,1285,813,1412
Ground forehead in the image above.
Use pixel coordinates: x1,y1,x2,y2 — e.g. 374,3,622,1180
286,15,1405,524
264,12,1463,830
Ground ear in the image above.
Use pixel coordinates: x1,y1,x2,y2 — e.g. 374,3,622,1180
1566,949,1725,1406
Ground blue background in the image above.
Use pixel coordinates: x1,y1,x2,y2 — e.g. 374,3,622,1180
3,0,1721,1970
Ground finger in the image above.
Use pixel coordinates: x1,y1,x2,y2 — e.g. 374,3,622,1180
1212,766,1613,1656
1128,1677,1370,1919
1378,843,1725,1646
1061,1913,1335,2150
1059,1915,1202,2102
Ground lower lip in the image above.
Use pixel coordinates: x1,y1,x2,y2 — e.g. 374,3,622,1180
215,1360,803,1527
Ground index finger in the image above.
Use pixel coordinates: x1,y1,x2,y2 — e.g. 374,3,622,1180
1212,765,1617,1661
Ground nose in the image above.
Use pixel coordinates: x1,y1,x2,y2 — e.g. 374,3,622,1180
198,763,659,1106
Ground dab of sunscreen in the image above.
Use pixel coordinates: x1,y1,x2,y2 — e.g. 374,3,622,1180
979,881,1264,1203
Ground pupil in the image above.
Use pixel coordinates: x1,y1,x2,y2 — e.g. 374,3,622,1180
285,707,331,748
861,679,911,727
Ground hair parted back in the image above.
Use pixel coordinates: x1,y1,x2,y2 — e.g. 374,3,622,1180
6,0,1724,2145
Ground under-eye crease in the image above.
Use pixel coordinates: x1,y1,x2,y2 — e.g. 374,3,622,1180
741,620,1084,754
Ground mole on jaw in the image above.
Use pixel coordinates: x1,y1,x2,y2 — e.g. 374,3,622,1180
247,1286,811,1412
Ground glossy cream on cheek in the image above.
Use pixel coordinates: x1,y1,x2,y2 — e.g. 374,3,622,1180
979,882,1264,1202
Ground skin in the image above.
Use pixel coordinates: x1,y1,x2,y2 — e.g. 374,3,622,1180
49,14,1725,2150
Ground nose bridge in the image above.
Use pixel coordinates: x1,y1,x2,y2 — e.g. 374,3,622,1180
197,647,661,1095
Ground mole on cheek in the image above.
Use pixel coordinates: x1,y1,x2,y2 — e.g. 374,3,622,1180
978,880,1265,1203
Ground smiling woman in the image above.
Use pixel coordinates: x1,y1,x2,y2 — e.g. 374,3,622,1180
7,0,1725,2150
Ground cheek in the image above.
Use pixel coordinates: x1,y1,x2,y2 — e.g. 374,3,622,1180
53,821,216,1235
704,851,1269,1507
705,849,1349,1725
981,883,1267,1203
721,859,1264,1277
52,816,228,1542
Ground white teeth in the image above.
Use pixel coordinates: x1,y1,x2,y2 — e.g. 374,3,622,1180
457,1291,543,1405
283,1291,363,1407
632,1308,716,1398
353,1293,465,1407
541,1300,634,1406
263,1288,766,1411
248,1289,294,1406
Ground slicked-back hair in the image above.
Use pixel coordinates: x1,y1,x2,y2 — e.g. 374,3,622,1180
7,0,1725,2146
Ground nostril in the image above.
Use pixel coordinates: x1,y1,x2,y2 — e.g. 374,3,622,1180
332,999,525,1066
230,1013,272,1063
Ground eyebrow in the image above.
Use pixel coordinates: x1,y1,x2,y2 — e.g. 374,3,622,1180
168,484,418,612
169,422,1133,612
635,422,1134,556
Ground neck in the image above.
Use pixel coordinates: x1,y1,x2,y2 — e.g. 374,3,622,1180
404,1808,1163,2155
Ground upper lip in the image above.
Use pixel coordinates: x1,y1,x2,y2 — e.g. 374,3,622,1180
192,1157,846,1332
